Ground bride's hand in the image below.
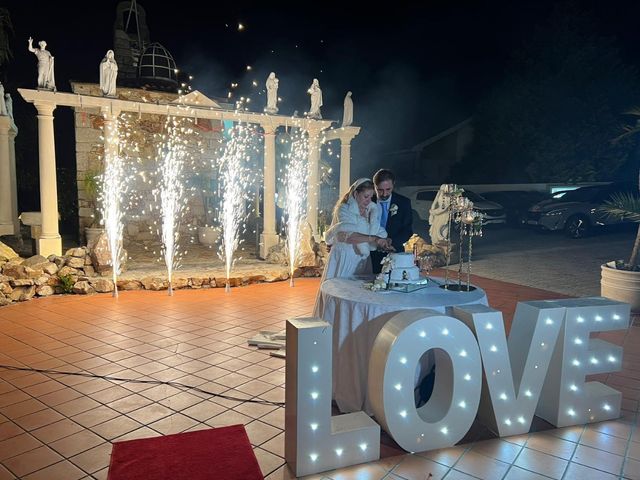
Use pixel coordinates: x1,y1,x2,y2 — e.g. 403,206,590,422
336,232,349,243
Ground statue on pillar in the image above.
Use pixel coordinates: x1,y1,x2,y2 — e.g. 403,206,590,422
342,91,353,127
5,94,16,131
0,82,6,116
99,50,119,97
307,78,322,119
265,72,279,114
28,37,56,91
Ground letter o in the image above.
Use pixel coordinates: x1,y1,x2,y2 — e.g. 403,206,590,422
368,309,482,452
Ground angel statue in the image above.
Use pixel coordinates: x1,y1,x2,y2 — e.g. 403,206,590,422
307,78,322,119
265,72,279,114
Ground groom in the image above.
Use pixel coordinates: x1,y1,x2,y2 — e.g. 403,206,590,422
371,169,413,274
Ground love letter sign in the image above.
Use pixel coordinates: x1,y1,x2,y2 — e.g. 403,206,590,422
284,297,629,477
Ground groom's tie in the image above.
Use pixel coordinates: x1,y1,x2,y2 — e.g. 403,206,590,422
380,201,389,227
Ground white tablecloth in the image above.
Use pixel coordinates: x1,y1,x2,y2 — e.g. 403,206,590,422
316,277,488,413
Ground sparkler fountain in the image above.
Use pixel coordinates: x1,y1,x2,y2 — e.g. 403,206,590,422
217,123,254,292
99,111,126,297
155,116,191,295
283,128,310,286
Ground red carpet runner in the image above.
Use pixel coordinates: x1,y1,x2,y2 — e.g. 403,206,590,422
107,424,263,480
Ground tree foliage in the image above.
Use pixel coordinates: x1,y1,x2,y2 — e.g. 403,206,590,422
452,3,640,183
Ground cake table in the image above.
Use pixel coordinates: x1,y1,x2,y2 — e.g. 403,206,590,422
315,276,488,413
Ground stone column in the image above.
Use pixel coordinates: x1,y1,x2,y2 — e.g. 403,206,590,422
260,125,279,258
306,129,321,234
339,141,352,197
34,102,61,256
0,116,13,235
336,128,361,196
321,127,361,197
9,128,19,235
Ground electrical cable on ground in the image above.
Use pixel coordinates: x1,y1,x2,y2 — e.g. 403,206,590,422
0,364,285,407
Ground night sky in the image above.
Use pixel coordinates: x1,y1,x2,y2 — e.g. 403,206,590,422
4,0,640,179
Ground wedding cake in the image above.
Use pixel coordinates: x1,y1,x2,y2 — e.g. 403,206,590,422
388,252,420,283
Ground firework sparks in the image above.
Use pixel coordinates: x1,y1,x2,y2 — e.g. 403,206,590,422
154,115,193,295
283,127,310,286
217,122,255,292
98,113,130,297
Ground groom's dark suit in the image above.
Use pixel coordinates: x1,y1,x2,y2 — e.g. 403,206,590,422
371,192,413,274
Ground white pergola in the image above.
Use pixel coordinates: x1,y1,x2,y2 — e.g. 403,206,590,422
14,88,361,257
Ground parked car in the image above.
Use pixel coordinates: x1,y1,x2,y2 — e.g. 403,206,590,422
526,182,637,238
481,190,550,226
398,187,507,226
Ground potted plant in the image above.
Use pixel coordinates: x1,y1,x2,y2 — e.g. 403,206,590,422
600,110,640,311
599,173,640,311
83,170,104,246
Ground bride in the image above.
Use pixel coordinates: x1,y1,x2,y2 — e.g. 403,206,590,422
314,178,393,314
321,178,393,280
314,178,392,315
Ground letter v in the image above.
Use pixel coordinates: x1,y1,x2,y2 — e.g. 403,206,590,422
452,302,564,436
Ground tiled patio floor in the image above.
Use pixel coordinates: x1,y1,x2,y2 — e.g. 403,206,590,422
0,276,638,479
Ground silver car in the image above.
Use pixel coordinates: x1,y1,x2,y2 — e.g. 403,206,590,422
399,187,507,225
526,182,636,238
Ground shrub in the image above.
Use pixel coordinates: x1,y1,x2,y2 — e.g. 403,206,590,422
58,274,75,294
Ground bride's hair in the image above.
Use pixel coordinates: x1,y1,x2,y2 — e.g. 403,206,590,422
333,179,374,219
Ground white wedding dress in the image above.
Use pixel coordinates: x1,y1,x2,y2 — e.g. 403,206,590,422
314,197,387,315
